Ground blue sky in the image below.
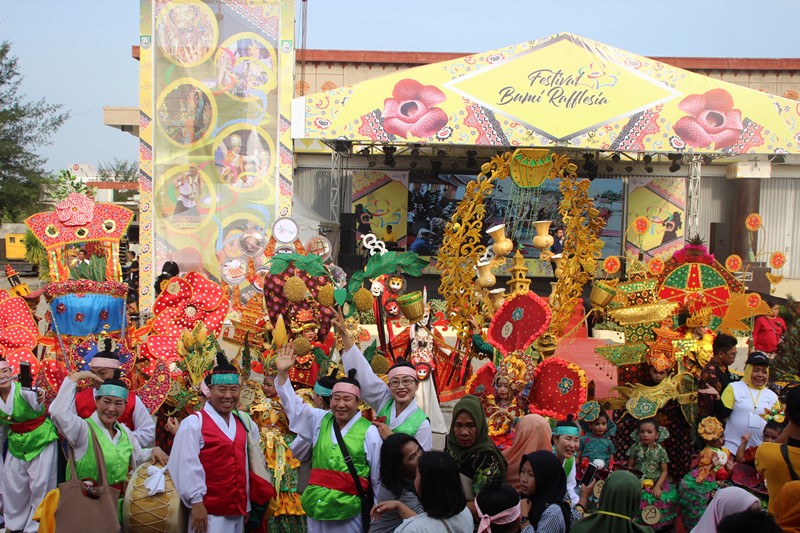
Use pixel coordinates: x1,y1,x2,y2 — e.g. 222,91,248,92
3,0,800,173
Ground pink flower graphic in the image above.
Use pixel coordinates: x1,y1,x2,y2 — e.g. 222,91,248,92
674,89,743,150
55,193,94,227
383,79,448,139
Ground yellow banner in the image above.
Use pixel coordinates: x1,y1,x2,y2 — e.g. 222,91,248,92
301,33,799,155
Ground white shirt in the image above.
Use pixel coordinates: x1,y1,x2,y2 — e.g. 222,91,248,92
91,387,155,448
276,377,382,501
167,402,261,509
50,378,151,465
723,380,778,451
341,345,433,450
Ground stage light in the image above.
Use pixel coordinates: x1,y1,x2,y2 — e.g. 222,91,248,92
625,165,633,173
358,147,370,156
643,154,652,164
605,164,615,173
437,149,447,159
669,162,680,172
611,153,621,163
645,165,654,173
702,155,713,165
770,154,786,164
582,152,596,172
410,145,420,159
368,157,376,168
383,146,396,167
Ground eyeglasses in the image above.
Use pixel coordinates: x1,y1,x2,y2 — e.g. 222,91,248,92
388,378,417,389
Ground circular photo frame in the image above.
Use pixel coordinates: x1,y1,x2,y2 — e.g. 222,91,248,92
214,32,278,101
306,235,332,261
156,2,219,67
213,125,276,189
156,78,217,148
238,228,268,257
155,164,217,234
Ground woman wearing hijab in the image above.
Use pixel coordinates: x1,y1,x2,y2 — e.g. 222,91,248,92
447,395,507,515
713,352,778,450
519,450,584,533
571,471,653,533
775,480,800,532
690,486,759,533
503,414,552,492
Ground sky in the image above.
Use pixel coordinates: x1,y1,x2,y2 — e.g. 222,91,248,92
3,0,800,173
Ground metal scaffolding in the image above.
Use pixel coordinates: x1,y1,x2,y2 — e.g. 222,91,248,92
686,159,701,237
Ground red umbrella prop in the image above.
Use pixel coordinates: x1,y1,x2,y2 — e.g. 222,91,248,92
487,292,551,356
528,357,588,420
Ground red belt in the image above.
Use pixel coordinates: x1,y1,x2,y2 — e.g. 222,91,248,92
309,468,369,496
10,415,46,434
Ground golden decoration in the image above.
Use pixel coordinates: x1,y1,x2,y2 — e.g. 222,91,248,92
606,301,680,326
717,292,771,335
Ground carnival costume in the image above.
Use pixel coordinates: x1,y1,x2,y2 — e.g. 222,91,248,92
577,400,617,467
249,355,306,533
0,360,58,533
678,417,733,530
626,426,677,530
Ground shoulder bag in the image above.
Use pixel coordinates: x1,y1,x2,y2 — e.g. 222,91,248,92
332,420,373,532
53,423,122,533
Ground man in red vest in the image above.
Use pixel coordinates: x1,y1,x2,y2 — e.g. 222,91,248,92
168,353,268,533
74,338,155,447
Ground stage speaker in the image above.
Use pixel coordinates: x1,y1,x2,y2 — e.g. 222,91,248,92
339,213,357,256
127,224,140,244
710,222,731,260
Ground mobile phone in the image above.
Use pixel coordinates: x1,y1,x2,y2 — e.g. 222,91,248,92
19,361,33,390
580,463,598,486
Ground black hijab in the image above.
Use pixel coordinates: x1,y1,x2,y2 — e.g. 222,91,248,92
521,450,571,531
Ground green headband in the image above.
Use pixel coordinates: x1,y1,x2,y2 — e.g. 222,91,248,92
97,384,129,401
553,425,580,437
210,373,240,385
314,382,333,397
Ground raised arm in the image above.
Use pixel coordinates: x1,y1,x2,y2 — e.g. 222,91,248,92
275,343,327,442
50,371,103,459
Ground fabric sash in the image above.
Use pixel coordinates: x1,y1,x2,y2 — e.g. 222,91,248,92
10,414,46,433
308,468,369,496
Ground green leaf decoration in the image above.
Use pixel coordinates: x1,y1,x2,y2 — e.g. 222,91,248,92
362,340,378,363
268,252,331,278
334,287,347,306
241,334,252,377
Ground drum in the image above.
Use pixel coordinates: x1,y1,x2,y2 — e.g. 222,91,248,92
122,462,187,533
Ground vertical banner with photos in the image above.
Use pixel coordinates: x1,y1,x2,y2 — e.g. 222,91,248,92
626,176,686,262
139,0,295,313
351,170,409,249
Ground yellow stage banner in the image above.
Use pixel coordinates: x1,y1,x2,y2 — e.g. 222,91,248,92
626,176,686,262
351,170,409,248
299,33,799,155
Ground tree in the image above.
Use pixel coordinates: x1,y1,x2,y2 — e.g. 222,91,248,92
97,158,138,182
0,41,69,222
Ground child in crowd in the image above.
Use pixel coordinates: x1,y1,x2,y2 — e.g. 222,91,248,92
474,480,522,533
736,419,785,465
577,400,616,468
627,418,677,530
552,416,581,505
519,451,590,533
679,416,734,530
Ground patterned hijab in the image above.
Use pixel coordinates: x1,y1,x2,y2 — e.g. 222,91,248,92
446,395,507,480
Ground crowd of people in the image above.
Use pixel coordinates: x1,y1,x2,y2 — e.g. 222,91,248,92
3,267,799,533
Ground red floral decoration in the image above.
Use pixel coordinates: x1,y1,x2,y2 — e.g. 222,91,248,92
647,258,665,276
746,293,762,309
55,193,94,226
382,79,448,139
603,256,621,275
673,89,743,150
56,303,66,314
0,293,41,375
99,310,109,321
725,254,743,272
745,213,762,232
152,272,229,337
633,216,650,235
770,252,786,270
74,313,85,323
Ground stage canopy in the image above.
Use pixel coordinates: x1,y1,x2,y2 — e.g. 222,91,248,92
293,33,800,155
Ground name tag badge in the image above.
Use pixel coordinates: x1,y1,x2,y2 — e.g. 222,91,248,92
749,412,762,428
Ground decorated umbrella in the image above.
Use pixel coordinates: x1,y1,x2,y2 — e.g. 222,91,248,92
487,291,551,356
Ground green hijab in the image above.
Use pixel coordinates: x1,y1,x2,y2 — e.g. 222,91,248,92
446,395,507,480
570,471,653,533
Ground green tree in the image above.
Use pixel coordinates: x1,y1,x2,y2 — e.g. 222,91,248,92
0,41,69,222
97,158,138,182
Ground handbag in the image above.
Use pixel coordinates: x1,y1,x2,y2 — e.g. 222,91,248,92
53,424,121,533
332,420,373,533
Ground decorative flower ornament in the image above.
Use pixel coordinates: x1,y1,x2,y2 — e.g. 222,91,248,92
633,216,650,235
647,258,665,276
770,252,786,270
151,272,229,337
55,193,94,226
725,254,743,272
603,256,621,275
745,213,762,232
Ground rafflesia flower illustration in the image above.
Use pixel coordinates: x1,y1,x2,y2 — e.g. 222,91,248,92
674,88,743,150
383,79,448,139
